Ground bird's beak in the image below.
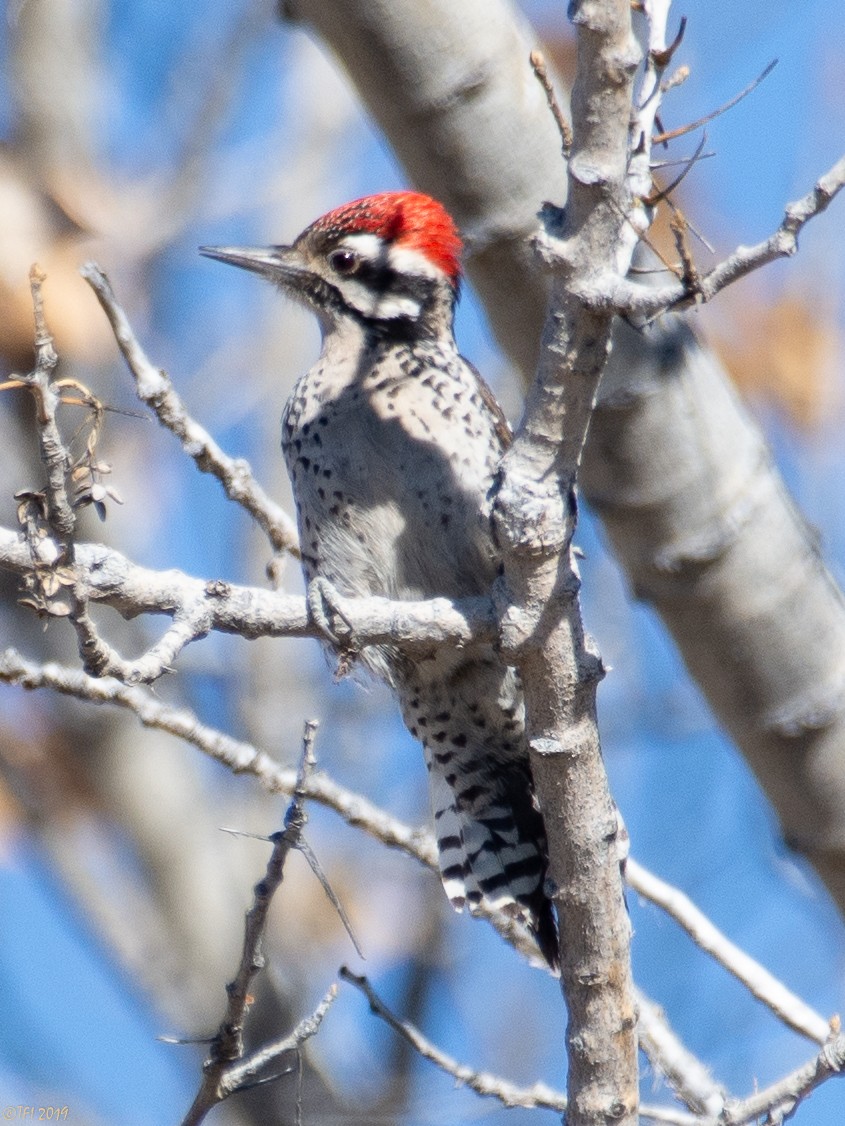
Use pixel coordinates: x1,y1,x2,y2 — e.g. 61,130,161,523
199,244,300,282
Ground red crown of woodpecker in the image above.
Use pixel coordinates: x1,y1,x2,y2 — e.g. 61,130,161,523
309,191,463,286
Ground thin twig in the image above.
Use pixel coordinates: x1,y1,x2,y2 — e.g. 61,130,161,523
652,59,777,145
627,860,830,1043
21,267,72,537
597,152,845,318
529,49,572,155
80,262,300,572
0,645,560,966
7,645,844,1120
718,1032,845,1126
636,990,725,1117
14,270,136,678
180,722,337,1126
296,835,364,958
669,205,699,289
219,985,338,1099
340,968,701,1125
645,131,709,207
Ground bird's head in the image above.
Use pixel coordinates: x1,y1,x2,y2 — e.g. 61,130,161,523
201,191,462,336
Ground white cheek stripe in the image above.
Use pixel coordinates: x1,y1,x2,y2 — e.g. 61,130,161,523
388,244,445,281
374,294,422,320
341,232,385,260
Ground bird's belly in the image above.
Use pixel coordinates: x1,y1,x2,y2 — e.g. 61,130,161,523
285,419,497,602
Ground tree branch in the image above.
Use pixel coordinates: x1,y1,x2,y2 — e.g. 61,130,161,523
0,528,498,680
180,722,338,1125
79,262,300,572
601,154,845,316
340,968,703,1126
0,644,546,966
491,1,655,1120
7,646,843,1119
627,859,831,1044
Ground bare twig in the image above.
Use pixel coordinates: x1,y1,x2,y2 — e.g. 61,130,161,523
180,722,337,1126
627,859,831,1044
17,266,72,538
669,205,700,288
529,49,572,156
8,646,844,1119
10,269,138,678
652,59,777,145
597,153,845,317
340,968,701,1125
219,985,338,1099
296,835,364,958
340,965,570,1111
0,645,563,966
644,131,709,208
80,262,300,570
635,990,725,1118
718,1032,845,1126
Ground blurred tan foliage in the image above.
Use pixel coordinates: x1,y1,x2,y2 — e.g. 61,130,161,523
644,183,840,429
0,151,112,369
713,289,841,429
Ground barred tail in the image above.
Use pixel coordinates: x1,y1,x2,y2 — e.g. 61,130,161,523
427,753,558,969
395,652,556,967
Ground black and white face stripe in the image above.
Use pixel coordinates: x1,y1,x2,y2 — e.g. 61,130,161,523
318,231,448,324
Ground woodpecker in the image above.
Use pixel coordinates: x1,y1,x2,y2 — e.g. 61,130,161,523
201,192,557,967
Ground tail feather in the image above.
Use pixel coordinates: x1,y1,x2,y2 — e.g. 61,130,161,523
441,791,557,968
398,652,558,969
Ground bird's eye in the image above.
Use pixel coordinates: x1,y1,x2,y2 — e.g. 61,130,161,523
329,249,359,275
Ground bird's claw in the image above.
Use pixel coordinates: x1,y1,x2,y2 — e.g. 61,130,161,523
307,578,356,668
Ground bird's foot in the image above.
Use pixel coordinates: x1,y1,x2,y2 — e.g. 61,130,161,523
307,577,357,675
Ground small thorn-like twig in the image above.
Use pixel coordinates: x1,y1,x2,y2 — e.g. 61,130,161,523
653,59,778,145
651,150,714,170
297,835,364,958
530,50,572,156
645,131,709,207
649,16,686,70
605,151,845,318
280,720,362,954
179,721,337,1126
669,206,699,290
